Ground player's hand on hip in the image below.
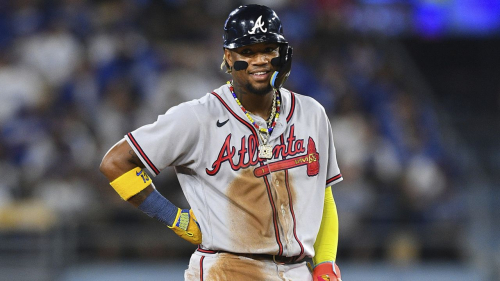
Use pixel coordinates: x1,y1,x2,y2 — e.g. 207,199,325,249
312,261,342,281
168,208,202,244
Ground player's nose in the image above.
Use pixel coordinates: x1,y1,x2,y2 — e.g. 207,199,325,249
252,52,270,65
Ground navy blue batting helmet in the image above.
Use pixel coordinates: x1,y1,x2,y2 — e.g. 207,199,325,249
223,5,288,49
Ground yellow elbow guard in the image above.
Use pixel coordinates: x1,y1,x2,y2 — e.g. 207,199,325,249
110,167,151,200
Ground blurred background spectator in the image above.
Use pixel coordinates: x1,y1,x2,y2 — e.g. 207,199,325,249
0,0,498,280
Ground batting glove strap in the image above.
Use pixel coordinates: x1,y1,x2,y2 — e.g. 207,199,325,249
168,209,202,245
313,261,342,281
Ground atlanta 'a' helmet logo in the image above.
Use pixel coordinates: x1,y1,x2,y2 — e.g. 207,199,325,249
248,15,267,34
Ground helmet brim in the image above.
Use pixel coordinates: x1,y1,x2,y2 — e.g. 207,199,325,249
224,33,287,49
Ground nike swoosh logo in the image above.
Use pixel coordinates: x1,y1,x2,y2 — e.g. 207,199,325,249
136,170,142,176
217,119,229,127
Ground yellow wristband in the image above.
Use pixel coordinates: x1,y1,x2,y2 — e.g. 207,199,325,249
110,167,151,200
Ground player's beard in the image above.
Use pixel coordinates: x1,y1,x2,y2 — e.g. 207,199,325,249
244,81,273,96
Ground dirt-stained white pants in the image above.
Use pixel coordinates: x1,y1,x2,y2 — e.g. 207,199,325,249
184,250,313,281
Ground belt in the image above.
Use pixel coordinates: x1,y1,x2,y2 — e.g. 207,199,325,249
198,248,303,264
242,253,303,264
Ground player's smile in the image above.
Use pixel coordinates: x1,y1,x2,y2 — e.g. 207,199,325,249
249,69,271,82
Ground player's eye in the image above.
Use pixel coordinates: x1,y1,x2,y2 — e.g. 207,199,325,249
265,47,277,53
240,49,252,55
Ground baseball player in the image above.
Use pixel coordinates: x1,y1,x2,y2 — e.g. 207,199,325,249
100,4,343,281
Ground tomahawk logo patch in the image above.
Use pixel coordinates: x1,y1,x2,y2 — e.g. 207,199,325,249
248,15,267,34
253,137,319,178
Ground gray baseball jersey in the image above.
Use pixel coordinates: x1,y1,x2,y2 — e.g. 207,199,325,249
125,83,342,259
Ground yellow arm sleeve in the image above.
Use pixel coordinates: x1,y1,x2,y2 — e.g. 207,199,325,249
313,186,339,265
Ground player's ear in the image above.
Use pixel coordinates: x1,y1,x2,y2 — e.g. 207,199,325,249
222,48,233,73
224,48,233,67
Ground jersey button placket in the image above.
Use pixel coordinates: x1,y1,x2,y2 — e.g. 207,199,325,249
280,204,290,247
269,167,291,256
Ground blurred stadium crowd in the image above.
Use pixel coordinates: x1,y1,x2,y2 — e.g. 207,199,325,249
0,0,470,269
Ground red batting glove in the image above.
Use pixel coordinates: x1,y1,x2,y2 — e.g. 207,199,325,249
313,262,342,281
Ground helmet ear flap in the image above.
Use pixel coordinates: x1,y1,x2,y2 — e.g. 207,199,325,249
270,44,293,89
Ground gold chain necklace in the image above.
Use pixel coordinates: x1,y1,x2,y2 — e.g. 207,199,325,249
228,81,281,159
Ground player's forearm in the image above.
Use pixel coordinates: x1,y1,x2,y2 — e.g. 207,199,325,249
127,185,154,207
